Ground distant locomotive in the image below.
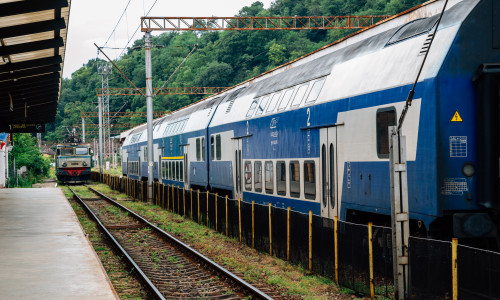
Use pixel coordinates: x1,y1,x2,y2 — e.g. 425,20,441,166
55,134,92,184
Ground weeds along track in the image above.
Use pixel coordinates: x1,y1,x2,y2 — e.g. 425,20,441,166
69,186,272,300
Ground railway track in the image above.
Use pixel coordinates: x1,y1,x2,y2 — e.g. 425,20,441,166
69,186,273,300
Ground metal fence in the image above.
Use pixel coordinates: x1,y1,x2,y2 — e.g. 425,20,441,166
94,172,500,299
409,236,500,299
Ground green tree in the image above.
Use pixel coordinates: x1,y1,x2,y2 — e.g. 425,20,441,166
268,43,287,66
10,133,51,185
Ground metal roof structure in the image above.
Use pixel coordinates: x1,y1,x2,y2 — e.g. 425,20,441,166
0,0,70,128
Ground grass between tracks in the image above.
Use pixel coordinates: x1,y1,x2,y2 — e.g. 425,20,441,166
62,186,149,299
87,183,371,299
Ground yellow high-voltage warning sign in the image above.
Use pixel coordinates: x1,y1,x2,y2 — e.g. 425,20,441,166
451,110,463,122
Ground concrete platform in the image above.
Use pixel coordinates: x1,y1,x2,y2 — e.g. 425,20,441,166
0,188,118,300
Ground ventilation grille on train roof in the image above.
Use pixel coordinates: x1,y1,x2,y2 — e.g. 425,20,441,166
225,87,246,114
226,99,236,113
386,17,438,46
419,33,434,56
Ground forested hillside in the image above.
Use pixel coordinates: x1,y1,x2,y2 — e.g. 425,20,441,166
45,0,426,142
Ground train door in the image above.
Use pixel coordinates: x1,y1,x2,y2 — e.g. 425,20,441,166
183,145,189,186
320,127,338,218
154,144,161,179
233,138,243,199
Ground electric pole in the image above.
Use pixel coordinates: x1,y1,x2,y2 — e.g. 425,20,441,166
144,30,154,203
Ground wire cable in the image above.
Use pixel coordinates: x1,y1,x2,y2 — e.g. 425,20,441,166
103,0,133,48
119,0,159,58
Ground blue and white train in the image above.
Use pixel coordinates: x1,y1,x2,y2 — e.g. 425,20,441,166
122,0,500,242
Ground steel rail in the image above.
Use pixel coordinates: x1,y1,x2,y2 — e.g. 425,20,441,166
87,186,273,300
68,186,166,300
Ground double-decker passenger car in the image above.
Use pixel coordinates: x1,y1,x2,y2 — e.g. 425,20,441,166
56,135,92,184
122,0,500,242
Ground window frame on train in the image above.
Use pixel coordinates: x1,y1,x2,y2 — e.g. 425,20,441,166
244,161,252,191
376,107,397,159
265,161,274,194
304,160,316,200
289,160,300,198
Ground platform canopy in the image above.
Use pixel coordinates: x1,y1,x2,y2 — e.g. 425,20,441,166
0,0,70,129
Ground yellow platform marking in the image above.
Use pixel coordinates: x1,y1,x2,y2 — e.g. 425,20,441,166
451,110,463,122
162,156,184,160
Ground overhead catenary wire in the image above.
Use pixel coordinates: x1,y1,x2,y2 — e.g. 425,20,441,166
155,45,198,96
94,43,145,97
119,0,159,58
398,0,449,130
102,0,133,49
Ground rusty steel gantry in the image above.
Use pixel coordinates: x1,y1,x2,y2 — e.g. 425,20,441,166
81,111,169,119
96,86,228,97
141,15,391,31
74,123,142,129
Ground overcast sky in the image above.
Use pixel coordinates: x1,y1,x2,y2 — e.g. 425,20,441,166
63,0,275,78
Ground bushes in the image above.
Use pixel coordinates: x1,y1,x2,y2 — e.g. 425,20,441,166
9,133,51,186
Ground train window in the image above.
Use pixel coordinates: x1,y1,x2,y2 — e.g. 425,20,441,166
61,148,73,155
144,147,148,161
255,96,270,116
130,133,142,143
276,161,286,196
376,108,396,158
291,84,309,107
305,78,326,104
180,161,184,181
246,99,259,117
75,148,88,155
163,124,171,136
169,161,172,179
216,135,221,160
196,138,201,161
289,161,300,198
201,137,205,161
254,161,262,192
278,88,295,111
56,149,60,155
304,161,316,200
244,161,252,191
266,92,282,113
180,120,187,133
265,161,274,194
210,136,215,161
